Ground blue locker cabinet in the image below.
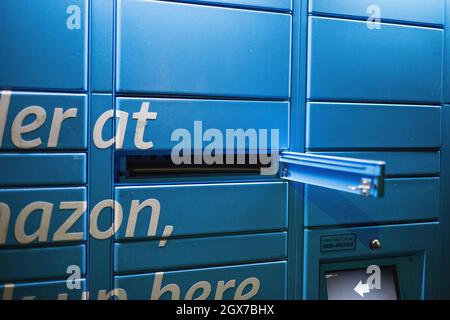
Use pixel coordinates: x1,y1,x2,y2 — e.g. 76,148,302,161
0,0,448,300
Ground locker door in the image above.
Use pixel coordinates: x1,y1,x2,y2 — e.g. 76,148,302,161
280,152,385,198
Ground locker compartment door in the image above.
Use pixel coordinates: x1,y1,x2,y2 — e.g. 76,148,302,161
0,0,88,91
0,279,86,300
116,0,291,98
280,152,385,198
308,16,443,104
114,261,287,300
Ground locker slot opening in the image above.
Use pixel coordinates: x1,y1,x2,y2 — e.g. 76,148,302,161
116,154,275,183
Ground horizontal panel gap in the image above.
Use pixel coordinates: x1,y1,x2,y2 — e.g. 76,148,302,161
308,13,444,30
0,184,87,189
114,229,288,243
0,241,87,251
157,0,292,14
305,218,439,230
307,99,442,107
0,89,87,95
306,148,441,152
113,258,287,276
115,92,290,102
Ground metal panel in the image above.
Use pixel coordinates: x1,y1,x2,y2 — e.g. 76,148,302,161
0,187,87,246
114,232,287,273
116,0,291,98
304,222,439,299
0,245,86,281
175,0,292,11
0,279,86,300
307,103,441,149
0,0,88,91
114,261,287,300
114,182,287,240
89,94,114,296
91,0,114,92
440,105,450,298
280,152,385,198
0,91,87,150
446,0,450,104
0,154,87,186
309,152,440,177
115,98,289,152
305,178,440,226
309,0,444,26
308,17,443,104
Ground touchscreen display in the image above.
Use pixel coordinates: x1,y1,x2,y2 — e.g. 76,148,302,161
325,266,399,300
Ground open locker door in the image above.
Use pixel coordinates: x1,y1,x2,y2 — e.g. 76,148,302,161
280,152,385,198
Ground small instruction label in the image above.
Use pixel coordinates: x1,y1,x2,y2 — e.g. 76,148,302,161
321,234,356,252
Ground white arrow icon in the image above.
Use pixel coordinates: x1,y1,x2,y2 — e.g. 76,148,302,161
354,281,370,297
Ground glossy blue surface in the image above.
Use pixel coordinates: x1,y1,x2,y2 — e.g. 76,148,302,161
0,187,87,246
280,152,385,198
0,245,86,282
114,182,287,239
114,232,287,273
308,17,443,104
0,0,447,300
0,279,87,300
116,98,289,152
0,153,86,186
309,152,441,177
0,92,87,150
307,103,441,149
446,0,450,104
88,94,114,296
309,0,444,26
0,0,88,91
91,0,114,92
175,0,292,11
440,105,450,298
114,261,287,300
305,178,440,226
116,0,291,98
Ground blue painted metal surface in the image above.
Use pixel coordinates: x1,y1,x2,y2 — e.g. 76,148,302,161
115,98,289,152
0,0,447,300
309,0,444,26
307,103,441,149
91,0,114,92
114,182,287,239
0,279,87,300
88,94,114,296
308,17,443,104
114,261,287,300
305,178,440,227
116,0,292,98
310,152,441,177
280,152,385,198
174,0,292,11
0,245,86,282
0,92,87,150
441,105,450,299
440,1,450,299
446,0,450,104
114,232,287,273
0,154,86,186
0,0,88,91
304,222,439,299
0,187,87,246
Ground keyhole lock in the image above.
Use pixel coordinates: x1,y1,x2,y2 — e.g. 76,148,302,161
370,238,382,250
